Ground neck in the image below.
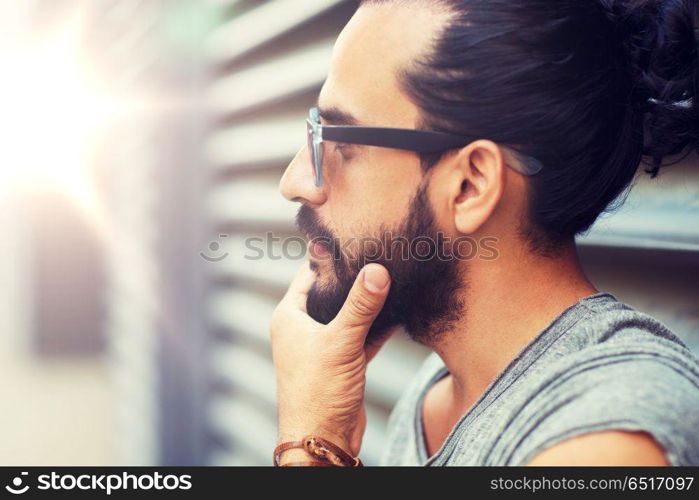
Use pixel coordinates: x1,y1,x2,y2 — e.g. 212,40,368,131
427,239,599,413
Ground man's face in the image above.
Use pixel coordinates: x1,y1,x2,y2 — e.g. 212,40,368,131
279,4,464,346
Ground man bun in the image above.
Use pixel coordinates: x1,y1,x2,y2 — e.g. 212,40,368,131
602,0,699,177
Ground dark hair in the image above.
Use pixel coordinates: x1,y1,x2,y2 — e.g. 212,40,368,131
359,0,699,255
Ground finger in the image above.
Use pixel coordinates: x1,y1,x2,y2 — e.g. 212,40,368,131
282,261,316,312
330,263,390,338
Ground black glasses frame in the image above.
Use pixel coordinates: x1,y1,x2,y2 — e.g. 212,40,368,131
305,106,542,186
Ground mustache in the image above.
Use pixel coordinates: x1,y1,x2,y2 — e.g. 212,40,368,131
296,205,339,253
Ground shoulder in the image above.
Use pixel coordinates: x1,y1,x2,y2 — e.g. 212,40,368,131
509,325,699,466
568,294,692,350
526,429,670,466
550,296,699,403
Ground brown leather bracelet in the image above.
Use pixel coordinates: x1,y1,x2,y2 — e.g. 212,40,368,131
273,435,362,467
302,436,362,467
273,440,304,466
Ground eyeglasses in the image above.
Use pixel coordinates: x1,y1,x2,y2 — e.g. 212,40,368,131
305,106,543,187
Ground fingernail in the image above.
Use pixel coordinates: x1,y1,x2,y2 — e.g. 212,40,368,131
363,264,389,292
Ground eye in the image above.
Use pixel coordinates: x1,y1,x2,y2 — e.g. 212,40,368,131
333,142,352,157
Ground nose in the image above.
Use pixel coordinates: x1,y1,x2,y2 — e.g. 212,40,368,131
279,146,327,206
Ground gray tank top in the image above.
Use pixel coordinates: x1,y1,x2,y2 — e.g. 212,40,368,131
379,292,699,466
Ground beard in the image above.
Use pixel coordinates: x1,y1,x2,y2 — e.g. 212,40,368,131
296,179,466,348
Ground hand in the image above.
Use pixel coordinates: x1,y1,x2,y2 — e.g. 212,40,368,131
270,261,392,460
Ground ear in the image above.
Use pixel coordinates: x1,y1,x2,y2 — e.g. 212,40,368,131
450,140,506,235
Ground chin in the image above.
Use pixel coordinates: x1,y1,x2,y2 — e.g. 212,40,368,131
308,258,336,287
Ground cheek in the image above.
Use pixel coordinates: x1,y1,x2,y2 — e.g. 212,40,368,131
328,149,423,237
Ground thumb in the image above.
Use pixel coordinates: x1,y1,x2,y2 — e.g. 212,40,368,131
330,263,391,334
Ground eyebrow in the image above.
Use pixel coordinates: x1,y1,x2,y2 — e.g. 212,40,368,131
316,102,360,126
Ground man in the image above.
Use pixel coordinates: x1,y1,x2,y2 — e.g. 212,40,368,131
270,0,699,466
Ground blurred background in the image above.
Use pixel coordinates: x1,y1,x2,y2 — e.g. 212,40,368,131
0,0,697,466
